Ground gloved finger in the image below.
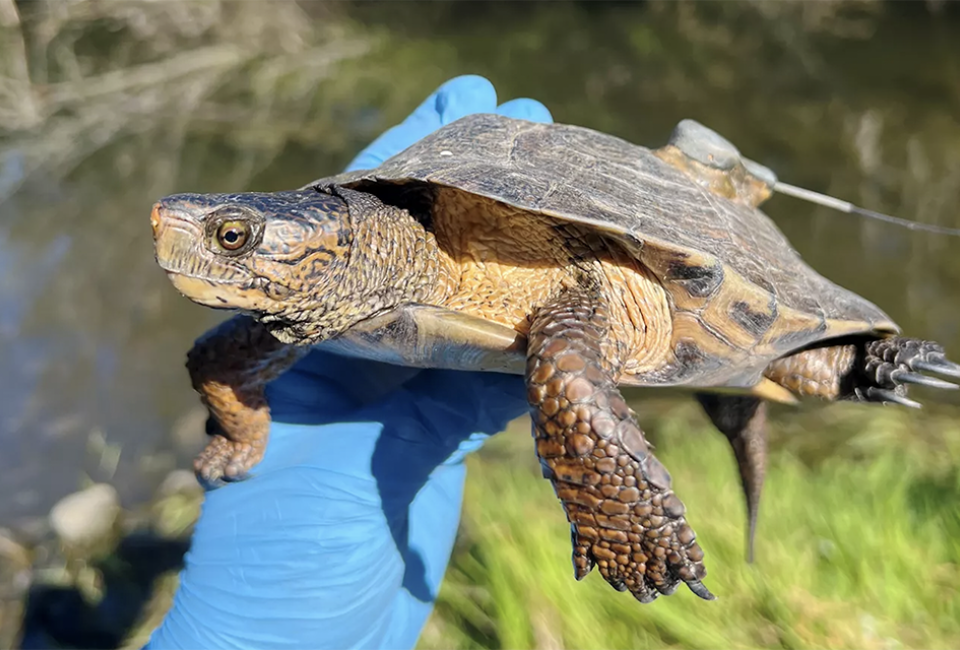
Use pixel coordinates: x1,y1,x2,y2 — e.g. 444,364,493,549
386,370,527,464
268,353,527,438
345,75,498,172
266,349,423,423
432,74,498,125
496,97,554,124
270,347,527,436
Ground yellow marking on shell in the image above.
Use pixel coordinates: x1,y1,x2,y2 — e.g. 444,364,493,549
696,272,776,350
616,374,798,404
752,305,825,354
745,378,799,404
820,315,898,341
638,247,722,313
670,311,739,359
635,244,768,380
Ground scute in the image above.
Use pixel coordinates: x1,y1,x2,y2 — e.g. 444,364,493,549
307,113,897,387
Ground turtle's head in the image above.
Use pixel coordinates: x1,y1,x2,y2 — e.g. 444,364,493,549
151,190,354,337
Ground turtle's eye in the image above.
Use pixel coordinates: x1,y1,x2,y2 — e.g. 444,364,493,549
203,204,263,257
216,220,249,251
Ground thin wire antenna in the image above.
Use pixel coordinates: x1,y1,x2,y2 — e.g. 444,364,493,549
774,181,960,237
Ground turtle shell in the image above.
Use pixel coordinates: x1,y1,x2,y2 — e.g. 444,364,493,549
308,114,897,390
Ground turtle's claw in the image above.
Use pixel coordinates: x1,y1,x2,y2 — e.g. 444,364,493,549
687,580,717,601
635,590,658,604
895,371,958,390
195,472,239,491
860,337,960,408
912,357,960,379
656,582,679,596
865,387,922,409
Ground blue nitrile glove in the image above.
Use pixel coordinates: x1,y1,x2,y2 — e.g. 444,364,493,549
147,75,553,650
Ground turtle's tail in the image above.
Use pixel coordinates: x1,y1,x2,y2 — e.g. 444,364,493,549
696,395,766,564
851,337,960,407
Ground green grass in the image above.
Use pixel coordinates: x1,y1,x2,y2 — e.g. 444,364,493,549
421,399,960,650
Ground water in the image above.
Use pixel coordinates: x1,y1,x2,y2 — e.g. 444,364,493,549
1,1,959,529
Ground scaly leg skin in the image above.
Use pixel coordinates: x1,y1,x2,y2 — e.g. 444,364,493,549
695,395,766,563
186,314,307,486
764,336,960,406
526,287,714,603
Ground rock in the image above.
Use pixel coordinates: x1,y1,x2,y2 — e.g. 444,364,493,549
156,470,201,498
170,407,208,454
152,471,203,537
0,526,33,597
49,484,121,549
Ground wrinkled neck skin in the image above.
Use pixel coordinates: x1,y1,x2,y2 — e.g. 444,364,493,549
259,188,450,346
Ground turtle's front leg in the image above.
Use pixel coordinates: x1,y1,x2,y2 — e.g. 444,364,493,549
526,288,714,603
186,315,307,486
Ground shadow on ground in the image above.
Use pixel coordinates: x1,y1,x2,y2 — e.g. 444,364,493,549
15,533,188,650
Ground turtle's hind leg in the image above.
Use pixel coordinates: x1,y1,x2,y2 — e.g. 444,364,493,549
856,337,960,406
526,287,713,603
186,315,307,486
696,395,766,563
764,336,960,406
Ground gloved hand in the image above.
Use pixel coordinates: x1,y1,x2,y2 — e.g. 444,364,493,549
147,75,553,650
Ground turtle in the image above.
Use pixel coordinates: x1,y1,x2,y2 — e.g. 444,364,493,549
150,113,960,604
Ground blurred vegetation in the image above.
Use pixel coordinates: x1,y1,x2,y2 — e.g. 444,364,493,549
1,0,959,648
0,0,372,201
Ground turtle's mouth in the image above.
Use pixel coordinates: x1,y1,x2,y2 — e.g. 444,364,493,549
163,272,242,309
164,270,294,314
